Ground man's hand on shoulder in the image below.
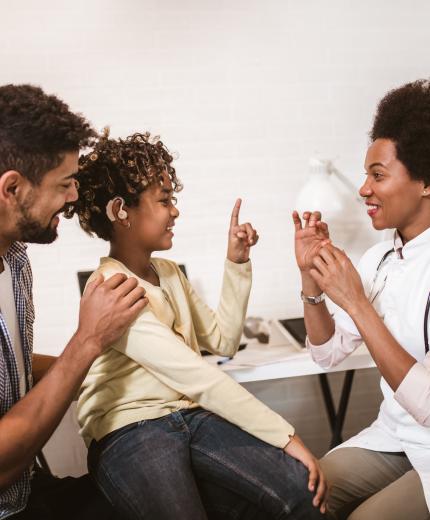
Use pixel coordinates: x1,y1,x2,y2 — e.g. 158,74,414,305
75,273,148,358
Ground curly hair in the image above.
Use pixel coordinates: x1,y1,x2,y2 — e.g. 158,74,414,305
0,84,96,184
370,79,430,185
64,129,182,241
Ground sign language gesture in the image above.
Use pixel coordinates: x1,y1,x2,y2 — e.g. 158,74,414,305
293,210,331,272
310,244,366,313
227,199,259,264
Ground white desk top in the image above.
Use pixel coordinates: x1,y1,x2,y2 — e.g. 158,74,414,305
206,320,376,383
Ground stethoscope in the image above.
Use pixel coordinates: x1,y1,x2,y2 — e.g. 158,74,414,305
369,248,430,354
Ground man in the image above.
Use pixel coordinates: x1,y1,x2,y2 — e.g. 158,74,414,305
0,84,148,519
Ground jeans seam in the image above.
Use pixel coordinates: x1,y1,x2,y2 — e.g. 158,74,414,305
97,459,143,518
192,444,291,516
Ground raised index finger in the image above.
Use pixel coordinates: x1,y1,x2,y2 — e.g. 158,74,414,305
230,198,242,227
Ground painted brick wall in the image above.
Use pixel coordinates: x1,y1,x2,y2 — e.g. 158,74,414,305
2,0,428,469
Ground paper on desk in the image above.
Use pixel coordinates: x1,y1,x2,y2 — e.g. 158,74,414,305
218,319,306,369
221,343,305,369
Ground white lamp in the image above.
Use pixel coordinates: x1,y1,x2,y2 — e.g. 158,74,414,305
296,159,361,219
295,158,377,253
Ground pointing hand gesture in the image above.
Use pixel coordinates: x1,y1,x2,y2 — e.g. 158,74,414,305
227,199,259,264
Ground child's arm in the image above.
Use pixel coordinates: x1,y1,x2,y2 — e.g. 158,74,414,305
188,199,258,356
113,306,294,449
184,259,252,356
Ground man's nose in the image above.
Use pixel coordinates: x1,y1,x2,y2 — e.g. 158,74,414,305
67,179,79,202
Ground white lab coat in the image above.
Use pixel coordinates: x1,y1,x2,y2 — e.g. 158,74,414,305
308,227,430,511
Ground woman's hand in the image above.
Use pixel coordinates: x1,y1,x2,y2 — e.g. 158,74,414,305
293,211,331,273
227,199,259,263
284,434,327,513
310,245,367,313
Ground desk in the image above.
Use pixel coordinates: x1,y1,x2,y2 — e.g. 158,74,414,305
206,321,376,449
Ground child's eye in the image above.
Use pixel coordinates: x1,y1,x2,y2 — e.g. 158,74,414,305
160,196,177,206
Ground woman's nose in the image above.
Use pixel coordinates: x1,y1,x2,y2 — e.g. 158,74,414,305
359,177,372,198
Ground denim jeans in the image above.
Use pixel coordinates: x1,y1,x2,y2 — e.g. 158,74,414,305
88,408,324,520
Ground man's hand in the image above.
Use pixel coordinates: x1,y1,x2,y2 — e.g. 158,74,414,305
284,434,327,514
227,199,259,264
293,211,330,273
76,273,148,355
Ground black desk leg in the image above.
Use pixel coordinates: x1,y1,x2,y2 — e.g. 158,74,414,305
318,370,356,450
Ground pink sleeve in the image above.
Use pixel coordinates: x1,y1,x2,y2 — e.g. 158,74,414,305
394,356,430,427
306,325,363,369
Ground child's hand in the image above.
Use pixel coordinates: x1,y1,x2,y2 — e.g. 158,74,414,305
284,434,327,514
227,199,259,264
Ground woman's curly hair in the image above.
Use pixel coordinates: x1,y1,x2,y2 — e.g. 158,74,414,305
0,84,96,184
64,129,182,241
370,79,430,185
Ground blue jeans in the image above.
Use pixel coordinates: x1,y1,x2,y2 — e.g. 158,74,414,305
88,408,324,520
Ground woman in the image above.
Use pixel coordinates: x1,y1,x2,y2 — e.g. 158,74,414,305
66,130,326,519
293,79,430,519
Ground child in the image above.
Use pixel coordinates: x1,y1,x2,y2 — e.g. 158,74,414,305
66,130,326,519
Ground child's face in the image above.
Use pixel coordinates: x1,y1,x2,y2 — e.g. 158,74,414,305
127,171,179,252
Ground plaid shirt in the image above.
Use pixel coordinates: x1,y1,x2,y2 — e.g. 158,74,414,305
0,242,34,519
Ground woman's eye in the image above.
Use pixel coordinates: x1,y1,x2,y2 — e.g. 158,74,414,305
373,172,383,180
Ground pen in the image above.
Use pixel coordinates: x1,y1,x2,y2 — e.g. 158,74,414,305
217,356,233,365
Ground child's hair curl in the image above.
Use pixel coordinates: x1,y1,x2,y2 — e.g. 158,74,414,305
65,129,182,241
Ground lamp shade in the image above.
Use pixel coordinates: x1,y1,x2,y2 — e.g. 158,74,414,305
295,158,358,221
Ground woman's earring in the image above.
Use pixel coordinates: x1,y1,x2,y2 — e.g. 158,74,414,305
126,221,131,229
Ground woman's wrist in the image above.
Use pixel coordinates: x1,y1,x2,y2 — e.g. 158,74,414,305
347,295,373,319
301,273,322,296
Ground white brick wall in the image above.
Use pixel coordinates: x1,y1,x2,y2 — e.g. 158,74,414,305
1,0,429,468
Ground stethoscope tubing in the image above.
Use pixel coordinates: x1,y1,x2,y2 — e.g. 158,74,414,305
373,248,429,354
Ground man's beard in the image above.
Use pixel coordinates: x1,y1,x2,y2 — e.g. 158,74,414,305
16,196,62,244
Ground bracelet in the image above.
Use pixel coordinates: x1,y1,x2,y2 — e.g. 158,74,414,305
300,290,325,305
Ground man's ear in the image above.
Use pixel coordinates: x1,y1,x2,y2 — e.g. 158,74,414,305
0,170,25,204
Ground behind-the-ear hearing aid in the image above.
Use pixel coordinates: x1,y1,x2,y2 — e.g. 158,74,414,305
106,197,128,222
117,198,128,220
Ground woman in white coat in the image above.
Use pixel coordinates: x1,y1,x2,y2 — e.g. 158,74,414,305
293,79,430,519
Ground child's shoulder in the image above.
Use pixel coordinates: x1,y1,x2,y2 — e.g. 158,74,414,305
151,257,183,278
84,258,129,292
